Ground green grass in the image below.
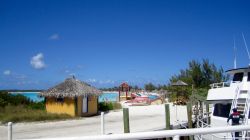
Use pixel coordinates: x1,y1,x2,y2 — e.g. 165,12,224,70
0,105,72,123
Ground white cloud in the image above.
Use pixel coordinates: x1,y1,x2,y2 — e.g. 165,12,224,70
49,34,59,40
87,79,97,83
65,70,70,73
30,53,46,69
99,80,115,84
77,65,83,69
17,80,39,85
3,70,11,76
69,73,76,77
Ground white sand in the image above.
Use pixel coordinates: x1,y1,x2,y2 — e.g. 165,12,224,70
0,104,188,140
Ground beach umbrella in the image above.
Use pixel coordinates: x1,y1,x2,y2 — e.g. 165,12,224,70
171,80,188,121
171,80,188,86
171,80,189,101
171,80,188,94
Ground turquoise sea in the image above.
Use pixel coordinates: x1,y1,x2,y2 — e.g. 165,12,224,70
98,92,118,102
10,92,44,102
10,92,119,103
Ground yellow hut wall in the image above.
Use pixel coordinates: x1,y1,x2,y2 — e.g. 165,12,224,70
78,96,98,116
46,96,98,117
46,97,76,116
87,96,98,115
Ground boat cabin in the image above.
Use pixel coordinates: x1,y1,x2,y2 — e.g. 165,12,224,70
207,67,250,101
207,67,250,119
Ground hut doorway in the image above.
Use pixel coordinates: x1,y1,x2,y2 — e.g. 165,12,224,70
82,97,88,113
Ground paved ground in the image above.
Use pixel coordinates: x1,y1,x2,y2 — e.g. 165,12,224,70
0,104,188,140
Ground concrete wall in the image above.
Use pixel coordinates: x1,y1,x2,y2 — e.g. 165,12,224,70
46,97,76,117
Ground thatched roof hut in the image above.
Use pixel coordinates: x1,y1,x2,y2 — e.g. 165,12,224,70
40,77,102,98
171,80,188,86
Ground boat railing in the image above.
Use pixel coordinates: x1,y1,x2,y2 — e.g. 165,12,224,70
210,82,230,89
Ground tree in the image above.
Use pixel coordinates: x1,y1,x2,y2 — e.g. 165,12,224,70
189,60,203,88
168,59,228,103
169,59,227,89
144,83,156,91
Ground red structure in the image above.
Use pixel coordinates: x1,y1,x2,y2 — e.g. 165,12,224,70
119,82,130,101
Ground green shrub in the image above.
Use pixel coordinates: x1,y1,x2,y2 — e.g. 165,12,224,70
0,98,7,107
112,102,122,110
0,105,72,123
27,101,46,110
0,92,32,107
0,91,45,110
98,102,122,111
0,92,72,123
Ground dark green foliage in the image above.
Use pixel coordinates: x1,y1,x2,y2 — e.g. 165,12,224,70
27,101,46,110
130,85,142,90
98,102,122,111
0,98,7,107
170,59,228,88
98,102,111,111
0,91,45,109
0,91,31,107
99,87,120,91
168,59,227,103
144,83,156,91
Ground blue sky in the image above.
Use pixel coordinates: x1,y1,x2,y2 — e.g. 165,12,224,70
1,0,250,89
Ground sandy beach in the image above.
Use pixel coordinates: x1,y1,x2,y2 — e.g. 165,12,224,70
0,104,188,140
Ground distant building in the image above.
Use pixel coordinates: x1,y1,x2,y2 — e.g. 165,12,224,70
119,82,130,101
40,77,102,117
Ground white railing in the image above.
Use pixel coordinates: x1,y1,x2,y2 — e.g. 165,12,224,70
241,90,250,138
229,86,241,116
23,125,250,140
210,82,230,89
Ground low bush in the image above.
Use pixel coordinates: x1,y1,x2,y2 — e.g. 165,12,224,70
0,105,72,123
98,102,122,112
0,91,72,123
112,102,122,110
27,101,46,110
0,91,45,110
0,92,32,107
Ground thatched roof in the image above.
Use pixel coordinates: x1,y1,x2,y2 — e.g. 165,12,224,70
171,80,188,86
40,78,102,97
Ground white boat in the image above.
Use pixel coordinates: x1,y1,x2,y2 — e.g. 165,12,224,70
206,66,250,139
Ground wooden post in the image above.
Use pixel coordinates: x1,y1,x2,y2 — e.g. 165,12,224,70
195,102,199,128
165,104,171,140
118,90,120,102
206,103,210,125
200,101,204,128
123,108,130,133
187,102,194,140
126,90,128,100
200,101,203,114
165,104,171,130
